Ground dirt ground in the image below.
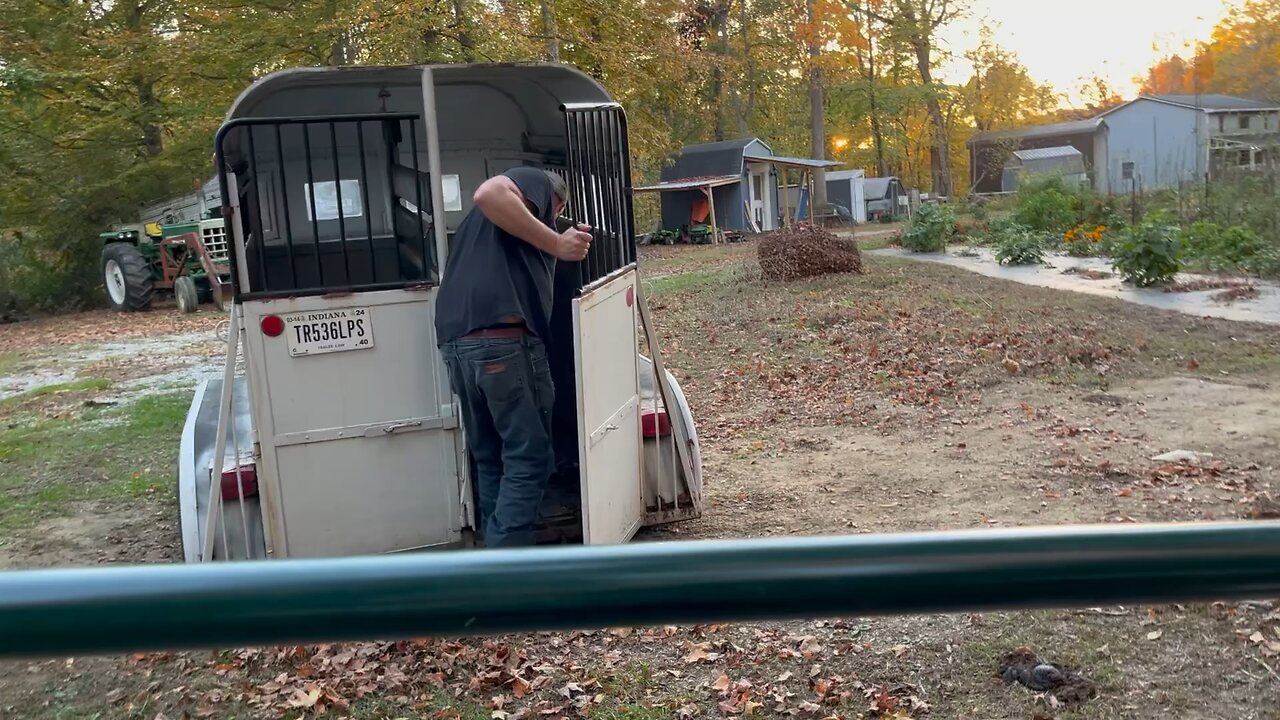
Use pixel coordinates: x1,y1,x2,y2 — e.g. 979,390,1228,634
1,235,1279,719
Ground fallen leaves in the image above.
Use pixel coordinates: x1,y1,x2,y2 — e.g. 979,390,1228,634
666,265,1132,441
683,641,721,664
0,308,223,353
757,227,864,281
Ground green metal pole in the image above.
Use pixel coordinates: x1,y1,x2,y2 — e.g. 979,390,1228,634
1,521,1279,660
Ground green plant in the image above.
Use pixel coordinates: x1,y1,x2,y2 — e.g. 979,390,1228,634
1181,220,1268,272
1012,175,1080,233
993,227,1047,266
901,202,956,252
1111,213,1182,287
964,195,989,222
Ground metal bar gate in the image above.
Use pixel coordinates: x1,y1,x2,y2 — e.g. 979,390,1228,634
560,103,636,287
1,521,1279,659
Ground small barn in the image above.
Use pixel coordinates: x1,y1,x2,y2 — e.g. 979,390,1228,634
967,118,1109,194
1001,146,1088,192
636,138,840,236
824,169,867,224
864,176,907,220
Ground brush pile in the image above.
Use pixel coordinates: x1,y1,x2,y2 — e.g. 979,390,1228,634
757,225,863,281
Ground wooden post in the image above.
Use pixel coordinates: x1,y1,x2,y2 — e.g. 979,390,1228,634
704,186,719,244
780,168,790,228
806,170,815,225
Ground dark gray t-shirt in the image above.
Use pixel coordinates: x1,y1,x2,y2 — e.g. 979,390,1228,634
435,167,558,344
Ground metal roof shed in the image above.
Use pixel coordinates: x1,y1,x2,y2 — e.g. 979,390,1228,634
823,169,867,224
967,118,1109,194
1001,145,1087,192
647,138,840,237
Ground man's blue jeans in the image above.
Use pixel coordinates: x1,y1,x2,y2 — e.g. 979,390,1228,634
440,334,555,547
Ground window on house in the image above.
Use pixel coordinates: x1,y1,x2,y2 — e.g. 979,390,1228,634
1240,114,1252,130
1218,115,1225,132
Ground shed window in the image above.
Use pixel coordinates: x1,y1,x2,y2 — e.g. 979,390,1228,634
1218,115,1225,132
1240,114,1252,130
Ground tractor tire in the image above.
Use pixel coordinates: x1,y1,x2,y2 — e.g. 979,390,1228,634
174,276,199,314
101,242,154,312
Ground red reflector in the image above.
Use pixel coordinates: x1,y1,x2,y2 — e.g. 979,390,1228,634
261,315,285,337
220,465,259,502
641,409,671,437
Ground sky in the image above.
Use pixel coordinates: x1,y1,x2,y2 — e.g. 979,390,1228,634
935,0,1242,106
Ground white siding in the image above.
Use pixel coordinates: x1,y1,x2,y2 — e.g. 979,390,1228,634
1103,99,1206,191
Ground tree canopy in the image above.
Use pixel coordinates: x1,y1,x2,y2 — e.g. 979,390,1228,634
0,0,1274,313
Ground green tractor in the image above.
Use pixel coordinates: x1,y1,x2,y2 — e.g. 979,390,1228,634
100,181,233,314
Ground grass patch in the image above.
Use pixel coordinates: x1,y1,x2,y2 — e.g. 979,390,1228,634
649,267,736,295
0,391,190,531
0,350,22,376
0,377,113,407
347,694,489,719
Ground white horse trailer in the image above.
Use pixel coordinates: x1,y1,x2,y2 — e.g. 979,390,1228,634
178,64,704,561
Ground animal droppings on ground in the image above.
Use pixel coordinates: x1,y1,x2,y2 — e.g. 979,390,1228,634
998,646,1098,706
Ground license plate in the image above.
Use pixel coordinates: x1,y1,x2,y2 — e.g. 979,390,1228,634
281,306,374,357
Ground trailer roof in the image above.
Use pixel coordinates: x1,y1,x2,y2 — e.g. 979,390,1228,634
223,63,613,121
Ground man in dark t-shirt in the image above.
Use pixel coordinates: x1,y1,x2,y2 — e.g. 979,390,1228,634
435,167,591,547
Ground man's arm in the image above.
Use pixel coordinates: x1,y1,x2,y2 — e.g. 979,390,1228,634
473,175,559,253
473,176,590,261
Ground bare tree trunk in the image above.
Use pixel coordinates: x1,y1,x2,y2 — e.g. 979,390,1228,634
540,0,559,62
806,0,827,208
863,2,886,176
711,3,729,140
911,39,951,197
124,1,162,157
453,0,476,62
328,33,349,66
729,0,753,134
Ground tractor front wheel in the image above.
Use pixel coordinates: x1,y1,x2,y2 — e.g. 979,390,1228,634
174,276,199,314
174,275,198,312
101,242,154,312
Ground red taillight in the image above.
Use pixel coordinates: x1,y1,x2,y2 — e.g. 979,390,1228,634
641,409,671,438
261,315,284,337
220,464,259,502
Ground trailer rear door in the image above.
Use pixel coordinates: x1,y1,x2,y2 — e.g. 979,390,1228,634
573,268,643,544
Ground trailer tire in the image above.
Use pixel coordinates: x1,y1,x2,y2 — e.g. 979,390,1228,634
101,242,154,312
175,276,199,314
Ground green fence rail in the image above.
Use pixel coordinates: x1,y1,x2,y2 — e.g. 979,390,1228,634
2,521,1279,660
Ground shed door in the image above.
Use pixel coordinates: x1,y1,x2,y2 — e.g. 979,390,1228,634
852,178,867,223
573,268,643,544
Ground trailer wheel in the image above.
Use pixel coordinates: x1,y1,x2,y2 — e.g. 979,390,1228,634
101,242,154,312
174,276,200,314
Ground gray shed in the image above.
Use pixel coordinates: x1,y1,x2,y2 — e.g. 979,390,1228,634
864,176,907,219
1001,146,1088,192
636,137,840,235
824,169,867,224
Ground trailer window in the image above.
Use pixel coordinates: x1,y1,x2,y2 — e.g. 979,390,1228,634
304,180,365,221
216,114,438,300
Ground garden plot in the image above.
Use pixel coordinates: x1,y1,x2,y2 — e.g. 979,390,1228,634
874,246,1280,327
2,249,1280,719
